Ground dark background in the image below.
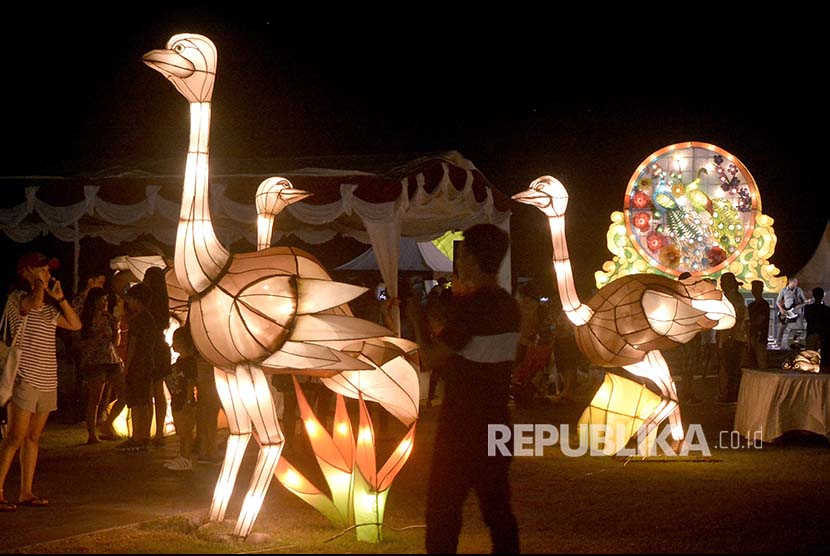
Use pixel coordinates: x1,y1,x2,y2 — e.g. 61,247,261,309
1,8,826,296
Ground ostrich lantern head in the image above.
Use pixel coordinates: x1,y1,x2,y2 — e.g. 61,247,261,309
255,177,313,217
143,33,217,103
255,176,313,250
512,175,569,217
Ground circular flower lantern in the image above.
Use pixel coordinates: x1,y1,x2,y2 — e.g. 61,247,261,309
624,142,758,276
596,142,787,290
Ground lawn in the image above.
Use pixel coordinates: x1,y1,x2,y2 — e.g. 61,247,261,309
6,375,830,554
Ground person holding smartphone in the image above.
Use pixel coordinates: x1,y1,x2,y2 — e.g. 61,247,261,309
0,252,81,511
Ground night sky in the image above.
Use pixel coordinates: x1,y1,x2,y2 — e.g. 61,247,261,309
2,9,826,295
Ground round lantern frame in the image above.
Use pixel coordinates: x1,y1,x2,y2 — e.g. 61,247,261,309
622,141,761,277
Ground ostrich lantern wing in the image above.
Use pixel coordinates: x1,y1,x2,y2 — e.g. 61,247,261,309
253,179,420,541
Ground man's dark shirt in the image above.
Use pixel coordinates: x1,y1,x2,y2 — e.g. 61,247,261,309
436,287,521,441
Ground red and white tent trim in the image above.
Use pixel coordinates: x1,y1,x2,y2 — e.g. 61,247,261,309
1,151,513,332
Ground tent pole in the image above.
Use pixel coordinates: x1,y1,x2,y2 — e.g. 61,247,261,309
364,220,401,336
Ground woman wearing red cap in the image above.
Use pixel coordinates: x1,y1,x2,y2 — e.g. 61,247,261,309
0,252,81,511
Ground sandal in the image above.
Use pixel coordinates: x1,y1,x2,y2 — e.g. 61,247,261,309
0,500,16,512
18,497,49,507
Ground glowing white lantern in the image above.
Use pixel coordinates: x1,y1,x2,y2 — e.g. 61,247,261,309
143,33,413,540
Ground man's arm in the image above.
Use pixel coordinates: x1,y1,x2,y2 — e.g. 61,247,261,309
776,289,787,312
417,339,455,372
406,296,456,370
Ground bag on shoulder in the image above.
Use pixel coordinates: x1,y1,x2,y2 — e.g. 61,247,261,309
0,343,21,406
0,309,28,407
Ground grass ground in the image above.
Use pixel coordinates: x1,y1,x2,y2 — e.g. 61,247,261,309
5,373,830,554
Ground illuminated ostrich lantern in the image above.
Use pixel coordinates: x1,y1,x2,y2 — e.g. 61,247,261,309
596,142,786,291
513,177,736,452
254,178,420,542
143,34,400,538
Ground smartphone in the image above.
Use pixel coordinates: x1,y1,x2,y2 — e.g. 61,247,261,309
48,278,57,289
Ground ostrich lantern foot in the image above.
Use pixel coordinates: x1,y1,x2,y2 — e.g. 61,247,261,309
231,363,285,538
210,368,252,522
623,350,684,455
209,365,285,538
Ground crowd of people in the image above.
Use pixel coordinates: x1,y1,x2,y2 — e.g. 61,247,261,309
0,239,827,555
0,253,223,512
677,273,830,404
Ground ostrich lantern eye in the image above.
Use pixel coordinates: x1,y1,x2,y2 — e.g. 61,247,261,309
174,44,185,53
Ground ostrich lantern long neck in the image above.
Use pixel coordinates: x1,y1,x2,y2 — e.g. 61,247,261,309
143,34,229,296
513,176,593,326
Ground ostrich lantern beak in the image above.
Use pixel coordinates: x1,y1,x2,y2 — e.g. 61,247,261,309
142,49,195,79
512,189,553,210
280,187,313,204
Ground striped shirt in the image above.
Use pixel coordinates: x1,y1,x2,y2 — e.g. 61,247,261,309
3,290,60,391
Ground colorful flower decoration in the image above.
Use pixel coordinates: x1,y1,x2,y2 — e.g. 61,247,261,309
632,211,651,232
736,187,752,212
599,143,786,291
658,243,681,269
632,190,652,209
646,231,665,253
705,245,727,267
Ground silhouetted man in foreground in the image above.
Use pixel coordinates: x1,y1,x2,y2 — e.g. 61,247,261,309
410,223,521,554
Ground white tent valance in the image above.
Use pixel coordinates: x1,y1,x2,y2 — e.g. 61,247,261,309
2,151,514,334
2,151,510,245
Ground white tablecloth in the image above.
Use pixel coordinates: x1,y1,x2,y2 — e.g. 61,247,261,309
734,368,830,441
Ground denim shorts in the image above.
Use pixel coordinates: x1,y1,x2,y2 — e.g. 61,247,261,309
12,378,57,413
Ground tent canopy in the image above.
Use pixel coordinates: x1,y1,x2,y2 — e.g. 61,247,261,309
796,221,830,297
1,150,513,332
337,237,453,273
0,150,511,244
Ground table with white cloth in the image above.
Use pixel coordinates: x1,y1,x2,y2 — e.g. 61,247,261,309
734,368,830,442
